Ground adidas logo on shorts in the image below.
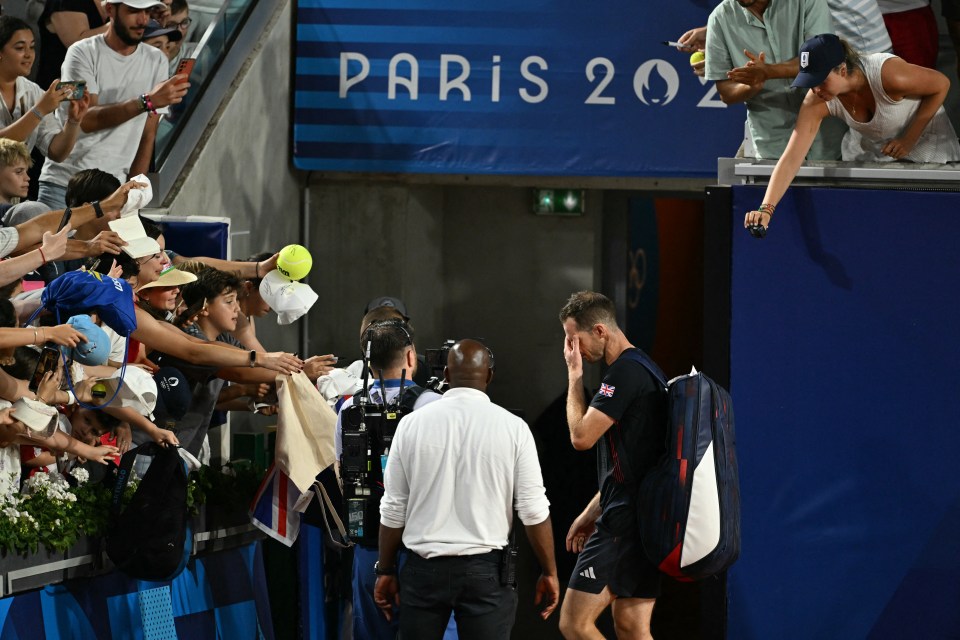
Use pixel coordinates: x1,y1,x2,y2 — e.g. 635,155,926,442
579,566,597,579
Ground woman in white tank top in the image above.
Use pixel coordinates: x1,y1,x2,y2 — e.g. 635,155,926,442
742,33,960,235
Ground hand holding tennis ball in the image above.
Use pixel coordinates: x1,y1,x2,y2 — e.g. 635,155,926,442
276,244,313,281
689,50,705,78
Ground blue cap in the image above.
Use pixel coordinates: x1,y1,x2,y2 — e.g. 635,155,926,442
67,315,110,366
792,34,846,89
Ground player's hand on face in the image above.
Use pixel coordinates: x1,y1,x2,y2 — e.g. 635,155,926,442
564,334,584,375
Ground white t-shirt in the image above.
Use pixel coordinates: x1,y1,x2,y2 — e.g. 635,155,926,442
0,76,61,155
100,322,128,363
40,35,168,187
0,227,19,259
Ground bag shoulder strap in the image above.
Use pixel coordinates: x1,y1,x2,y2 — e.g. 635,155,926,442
310,476,353,549
399,384,425,413
619,348,668,389
110,442,160,521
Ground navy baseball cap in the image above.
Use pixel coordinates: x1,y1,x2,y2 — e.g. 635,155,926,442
143,19,183,42
792,34,846,88
153,367,191,421
365,296,408,319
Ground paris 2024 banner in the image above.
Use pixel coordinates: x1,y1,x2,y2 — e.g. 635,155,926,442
293,0,745,177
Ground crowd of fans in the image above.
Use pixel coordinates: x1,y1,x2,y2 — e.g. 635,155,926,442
0,0,330,500
0,168,339,497
0,0,956,561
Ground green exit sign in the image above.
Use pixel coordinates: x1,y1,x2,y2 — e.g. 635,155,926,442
533,189,585,215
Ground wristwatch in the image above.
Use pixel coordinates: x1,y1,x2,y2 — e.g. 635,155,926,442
373,561,396,576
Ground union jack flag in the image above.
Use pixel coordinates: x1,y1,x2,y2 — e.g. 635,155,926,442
598,383,616,398
250,464,310,546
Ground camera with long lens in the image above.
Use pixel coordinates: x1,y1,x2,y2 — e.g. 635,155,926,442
340,334,415,546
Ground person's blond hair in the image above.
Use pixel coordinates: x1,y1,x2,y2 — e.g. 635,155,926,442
0,139,32,170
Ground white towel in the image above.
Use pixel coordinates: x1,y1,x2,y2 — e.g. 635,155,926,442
120,174,154,217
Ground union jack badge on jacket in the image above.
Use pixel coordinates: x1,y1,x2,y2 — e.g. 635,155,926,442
598,383,615,398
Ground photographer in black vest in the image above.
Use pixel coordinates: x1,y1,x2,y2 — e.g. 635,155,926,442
335,318,442,639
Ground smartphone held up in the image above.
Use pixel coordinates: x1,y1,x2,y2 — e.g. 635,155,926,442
28,346,61,393
55,80,87,100
174,58,195,84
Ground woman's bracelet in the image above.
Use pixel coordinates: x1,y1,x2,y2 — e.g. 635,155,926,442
29,107,44,121
32,328,38,345
38,247,47,265
255,261,261,279
758,203,776,217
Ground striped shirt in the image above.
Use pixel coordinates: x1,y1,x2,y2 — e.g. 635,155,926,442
828,0,893,53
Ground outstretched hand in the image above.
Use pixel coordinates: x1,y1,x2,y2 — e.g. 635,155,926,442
86,444,120,465
261,352,305,375
44,323,87,347
727,50,768,86
303,354,338,380
743,209,773,235
101,180,149,218
41,224,71,262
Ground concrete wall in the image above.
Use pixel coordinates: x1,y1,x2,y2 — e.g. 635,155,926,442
166,0,301,355
308,180,604,424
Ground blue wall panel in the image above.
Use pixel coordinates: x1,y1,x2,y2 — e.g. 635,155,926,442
728,185,960,638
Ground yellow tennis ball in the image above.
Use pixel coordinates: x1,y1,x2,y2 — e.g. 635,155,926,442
690,51,705,65
276,244,312,281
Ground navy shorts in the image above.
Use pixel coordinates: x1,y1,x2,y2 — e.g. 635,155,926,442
567,523,661,599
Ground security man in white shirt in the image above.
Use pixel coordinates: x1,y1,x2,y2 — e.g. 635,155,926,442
375,339,560,639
